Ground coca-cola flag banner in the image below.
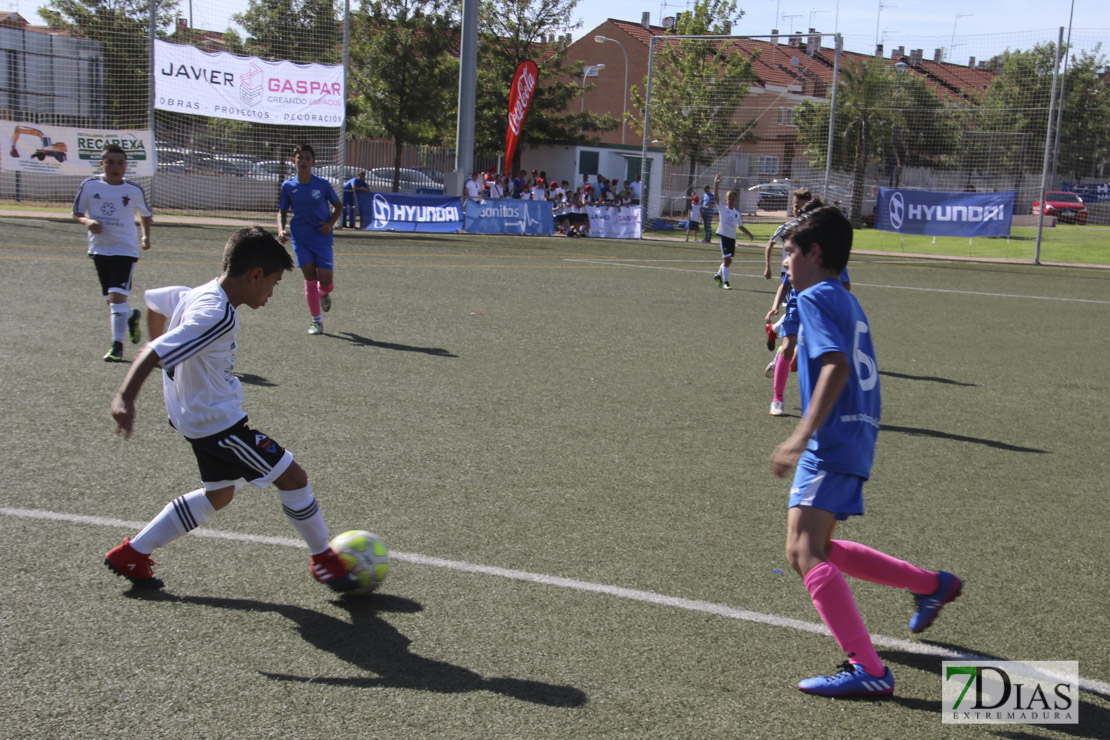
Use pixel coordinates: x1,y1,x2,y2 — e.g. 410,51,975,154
504,61,538,179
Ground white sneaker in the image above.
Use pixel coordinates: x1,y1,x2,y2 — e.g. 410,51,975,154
308,320,323,335
765,359,776,379
769,400,785,416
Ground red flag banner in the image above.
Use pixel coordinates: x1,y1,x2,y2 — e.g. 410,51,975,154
504,60,538,180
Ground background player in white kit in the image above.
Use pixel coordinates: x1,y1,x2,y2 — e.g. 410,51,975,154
72,144,153,362
105,226,356,592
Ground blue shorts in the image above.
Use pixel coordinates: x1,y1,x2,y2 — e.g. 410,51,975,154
291,234,335,271
788,460,865,520
779,293,799,337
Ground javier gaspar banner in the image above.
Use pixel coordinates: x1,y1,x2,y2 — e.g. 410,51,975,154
154,40,344,127
876,187,1015,238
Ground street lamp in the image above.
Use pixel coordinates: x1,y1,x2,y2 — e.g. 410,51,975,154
580,63,606,114
595,34,629,145
890,58,908,187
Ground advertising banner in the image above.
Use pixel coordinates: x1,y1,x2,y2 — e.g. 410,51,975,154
463,199,553,234
154,40,344,127
0,121,154,177
876,188,1014,237
586,205,642,239
503,60,538,180
363,192,463,232
1062,182,1110,202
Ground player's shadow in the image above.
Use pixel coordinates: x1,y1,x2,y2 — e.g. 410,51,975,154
167,593,586,708
235,373,277,387
879,644,1109,738
335,331,458,358
879,425,1048,454
879,370,978,387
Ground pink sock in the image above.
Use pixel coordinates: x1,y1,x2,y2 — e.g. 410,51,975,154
318,280,334,296
827,540,939,594
804,561,885,677
304,280,322,317
772,351,791,402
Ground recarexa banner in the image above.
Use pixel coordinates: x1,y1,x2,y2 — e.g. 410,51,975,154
0,121,154,176
363,192,463,232
876,188,1014,237
154,40,344,127
463,199,554,234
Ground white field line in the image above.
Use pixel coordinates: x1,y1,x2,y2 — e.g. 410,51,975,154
564,258,1110,305
4,506,1108,697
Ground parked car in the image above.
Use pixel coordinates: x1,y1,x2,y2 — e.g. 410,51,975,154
748,181,791,211
1032,191,1088,224
365,167,444,194
251,160,292,181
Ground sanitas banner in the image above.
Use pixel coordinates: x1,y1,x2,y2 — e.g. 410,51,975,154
586,205,642,239
154,40,344,127
876,188,1014,237
0,121,154,176
363,192,463,232
463,199,553,234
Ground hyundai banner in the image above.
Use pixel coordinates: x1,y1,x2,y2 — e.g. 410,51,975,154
464,199,553,234
586,205,643,239
363,192,463,232
154,40,344,127
876,188,1014,237
0,122,154,176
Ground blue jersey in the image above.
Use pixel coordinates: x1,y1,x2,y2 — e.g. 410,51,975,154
279,175,338,249
795,278,880,479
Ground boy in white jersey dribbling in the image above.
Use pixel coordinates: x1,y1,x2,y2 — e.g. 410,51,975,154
72,144,153,362
105,227,357,593
770,206,962,697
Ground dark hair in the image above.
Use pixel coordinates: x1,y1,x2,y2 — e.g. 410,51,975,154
292,143,316,159
222,227,294,277
101,144,127,159
792,188,812,204
798,196,824,214
783,205,852,272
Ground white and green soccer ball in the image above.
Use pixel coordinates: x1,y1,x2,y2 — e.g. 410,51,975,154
330,530,390,595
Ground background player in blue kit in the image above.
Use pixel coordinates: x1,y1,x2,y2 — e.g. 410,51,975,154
105,227,356,593
341,171,369,229
277,143,343,335
770,206,962,698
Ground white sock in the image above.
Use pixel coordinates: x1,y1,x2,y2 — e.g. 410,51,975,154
722,266,731,283
130,489,215,554
279,485,330,554
110,302,130,343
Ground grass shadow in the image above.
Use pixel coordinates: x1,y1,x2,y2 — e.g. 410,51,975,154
157,592,586,708
879,370,979,387
235,372,277,387
336,332,458,357
880,425,1048,454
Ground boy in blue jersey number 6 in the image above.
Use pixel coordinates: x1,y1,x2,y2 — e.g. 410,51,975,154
277,143,343,335
770,206,962,698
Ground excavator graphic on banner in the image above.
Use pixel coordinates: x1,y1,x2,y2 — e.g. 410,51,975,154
10,125,68,162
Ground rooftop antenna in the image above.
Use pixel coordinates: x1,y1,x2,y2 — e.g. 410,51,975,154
809,9,829,29
875,0,896,49
948,14,971,62
783,13,802,33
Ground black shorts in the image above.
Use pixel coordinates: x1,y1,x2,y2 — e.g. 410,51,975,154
185,418,294,491
91,254,137,297
719,236,736,258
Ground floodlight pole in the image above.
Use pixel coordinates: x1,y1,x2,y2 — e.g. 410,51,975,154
822,34,842,203
595,35,629,145
1034,27,1064,266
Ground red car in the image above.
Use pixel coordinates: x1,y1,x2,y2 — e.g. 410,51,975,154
1032,191,1089,224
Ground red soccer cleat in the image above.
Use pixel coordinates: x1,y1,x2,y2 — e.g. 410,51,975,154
105,537,164,589
310,547,359,592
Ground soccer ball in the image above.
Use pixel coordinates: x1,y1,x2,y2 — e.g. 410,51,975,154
330,530,390,595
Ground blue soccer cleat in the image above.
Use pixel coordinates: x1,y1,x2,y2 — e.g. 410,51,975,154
910,570,963,633
797,661,894,697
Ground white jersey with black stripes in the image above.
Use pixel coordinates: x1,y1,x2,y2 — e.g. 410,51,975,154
148,278,245,439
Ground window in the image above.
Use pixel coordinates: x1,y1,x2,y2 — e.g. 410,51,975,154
578,150,599,175
778,108,795,126
758,155,780,176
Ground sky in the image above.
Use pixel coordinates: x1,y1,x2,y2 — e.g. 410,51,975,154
10,0,1110,61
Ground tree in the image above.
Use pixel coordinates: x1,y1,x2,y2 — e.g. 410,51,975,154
474,0,614,164
627,0,758,199
40,0,180,127
232,0,341,64
347,0,459,191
